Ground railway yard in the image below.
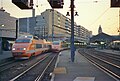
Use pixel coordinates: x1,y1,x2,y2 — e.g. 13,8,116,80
0,48,120,81
1,1,120,81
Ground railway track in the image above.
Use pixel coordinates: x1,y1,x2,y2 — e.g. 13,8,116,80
0,53,51,81
9,53,57,81
0,58,16,72
78,48,120,81
0,54,47,73
0,57,14,67
88,49,120,69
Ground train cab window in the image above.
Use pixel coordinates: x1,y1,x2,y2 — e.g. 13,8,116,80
26,36,33,39
19,35,33,39
15,39,32,43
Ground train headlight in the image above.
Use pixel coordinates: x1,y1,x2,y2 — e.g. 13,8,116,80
23,48,26,50
12,48,15,50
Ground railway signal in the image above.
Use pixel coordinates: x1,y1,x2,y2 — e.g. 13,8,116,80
111,0,120,7
12,0,33,9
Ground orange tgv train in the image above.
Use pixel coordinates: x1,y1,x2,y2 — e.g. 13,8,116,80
52,41,68,52
52,41,62,52
12,35,52,59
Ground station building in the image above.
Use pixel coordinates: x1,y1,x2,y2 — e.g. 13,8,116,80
0,8,17,51
0,8,17,39
90,25,120,49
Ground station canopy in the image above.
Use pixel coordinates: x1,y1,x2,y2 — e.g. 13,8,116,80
90,33,113,43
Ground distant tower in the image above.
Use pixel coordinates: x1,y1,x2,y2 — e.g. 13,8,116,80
98,25,102,34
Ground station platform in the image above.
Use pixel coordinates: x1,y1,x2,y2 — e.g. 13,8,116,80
0,51,12,61
95,48,120,55
52,49,116,81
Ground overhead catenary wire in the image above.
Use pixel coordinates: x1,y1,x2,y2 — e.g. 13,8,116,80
90,7,110,27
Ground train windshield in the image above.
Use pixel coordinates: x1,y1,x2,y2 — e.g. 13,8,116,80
19,35,33,39
15,39,31,43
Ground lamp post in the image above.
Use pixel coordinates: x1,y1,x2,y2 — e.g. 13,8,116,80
66,0,77,62
70,0,75,62
52,9,54,42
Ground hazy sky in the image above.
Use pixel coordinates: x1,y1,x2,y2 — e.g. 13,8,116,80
1,0,119,35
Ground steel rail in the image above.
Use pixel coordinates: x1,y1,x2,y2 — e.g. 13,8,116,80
78,49,120,81
34,54,57,81
9,54,49,81
86,51,120,69
83,49,120,79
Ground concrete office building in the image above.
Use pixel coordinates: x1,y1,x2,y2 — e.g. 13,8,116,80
38,9,68,38
36,9,79,41
35,15,48,39
18,17,36,37
19,9,92,43
0,8,17,52
77,25,92,43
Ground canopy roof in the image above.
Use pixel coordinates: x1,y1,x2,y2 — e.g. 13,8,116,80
90,33,113,43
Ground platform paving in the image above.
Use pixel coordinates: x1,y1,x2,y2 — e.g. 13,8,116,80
0,51,12,61
53,49,116,81
95,48,120,55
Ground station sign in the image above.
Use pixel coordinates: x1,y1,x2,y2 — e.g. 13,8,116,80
12,0,33,9
111,0,120,7
48,0,64,8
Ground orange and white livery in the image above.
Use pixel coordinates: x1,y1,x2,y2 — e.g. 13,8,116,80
52,41,62,52
12,35,51,59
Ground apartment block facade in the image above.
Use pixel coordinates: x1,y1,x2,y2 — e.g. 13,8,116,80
19,9,92,43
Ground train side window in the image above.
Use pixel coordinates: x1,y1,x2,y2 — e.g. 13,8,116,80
36,44,42,48
48,45,52,49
